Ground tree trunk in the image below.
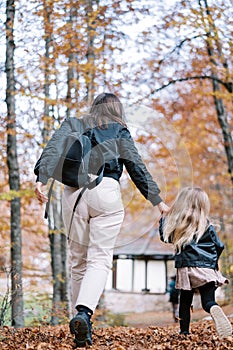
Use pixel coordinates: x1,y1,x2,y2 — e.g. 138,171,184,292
200,0,233,187
6,0,24,327
85,0,97,104
212,81,233,187
66,6,79,118
48,184,68,325
199,0,233,303
43,0,68,325
43,0,54,143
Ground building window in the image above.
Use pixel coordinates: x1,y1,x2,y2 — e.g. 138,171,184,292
106,258,167,294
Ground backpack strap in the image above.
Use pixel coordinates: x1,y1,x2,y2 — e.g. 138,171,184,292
67,185,87,239
44,178,55,219
67,163,104,238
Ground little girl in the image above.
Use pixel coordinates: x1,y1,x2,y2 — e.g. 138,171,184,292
159,187,232,338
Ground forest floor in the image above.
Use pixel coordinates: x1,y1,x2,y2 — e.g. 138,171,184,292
125,303,233,328
0,305,232,349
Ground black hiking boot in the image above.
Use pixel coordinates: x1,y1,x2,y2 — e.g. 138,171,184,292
69,305,93,348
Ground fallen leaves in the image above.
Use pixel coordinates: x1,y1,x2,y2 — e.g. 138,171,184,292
0,319,232,349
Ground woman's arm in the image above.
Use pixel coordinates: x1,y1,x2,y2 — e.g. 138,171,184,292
34,118,73,185
118,127,169,212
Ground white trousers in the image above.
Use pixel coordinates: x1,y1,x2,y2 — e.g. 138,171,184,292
62,177,124,315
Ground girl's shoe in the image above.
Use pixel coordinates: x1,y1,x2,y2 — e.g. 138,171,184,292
210,305,232,338
179,331,190,335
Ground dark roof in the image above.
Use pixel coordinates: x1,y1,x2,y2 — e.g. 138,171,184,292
113,228,174,260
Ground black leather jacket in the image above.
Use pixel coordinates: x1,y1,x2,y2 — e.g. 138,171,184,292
159,218,224,270
34,117,162,206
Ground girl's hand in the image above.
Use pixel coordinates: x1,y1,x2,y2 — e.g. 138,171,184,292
35,182,48,204
158,201,170,214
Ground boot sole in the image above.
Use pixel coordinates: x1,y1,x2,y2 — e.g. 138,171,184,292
69,315,92,347
210,305,232,338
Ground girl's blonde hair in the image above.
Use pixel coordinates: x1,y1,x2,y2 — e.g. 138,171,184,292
163,187,210,253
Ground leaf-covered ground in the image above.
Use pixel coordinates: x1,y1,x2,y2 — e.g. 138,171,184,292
0,319,232,350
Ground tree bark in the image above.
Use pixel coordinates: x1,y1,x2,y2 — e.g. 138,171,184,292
48,186,67,325
66,6,79,118
85,0,98,104
200,0,233,186
6,0,24,327
42,0,54,143
199,0,233,303
43,0,68,325
212,80,233,186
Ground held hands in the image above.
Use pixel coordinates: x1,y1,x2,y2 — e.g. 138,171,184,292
35,182,48,204
157,201,170,215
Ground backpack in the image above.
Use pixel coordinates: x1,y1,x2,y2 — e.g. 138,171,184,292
51,129,102,188
35,118,105,236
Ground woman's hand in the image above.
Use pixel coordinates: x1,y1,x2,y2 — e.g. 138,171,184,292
157,201,170,214
35,182,48,204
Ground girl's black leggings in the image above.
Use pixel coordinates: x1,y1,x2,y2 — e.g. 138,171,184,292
179,282,218,334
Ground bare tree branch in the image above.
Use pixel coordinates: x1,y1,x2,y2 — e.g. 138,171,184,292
158,33,210,65
146,75,232,98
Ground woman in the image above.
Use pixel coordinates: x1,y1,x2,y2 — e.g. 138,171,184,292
35,92,169,347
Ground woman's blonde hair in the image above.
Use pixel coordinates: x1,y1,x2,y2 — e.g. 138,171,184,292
162,187,210,253
86,92,127,128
